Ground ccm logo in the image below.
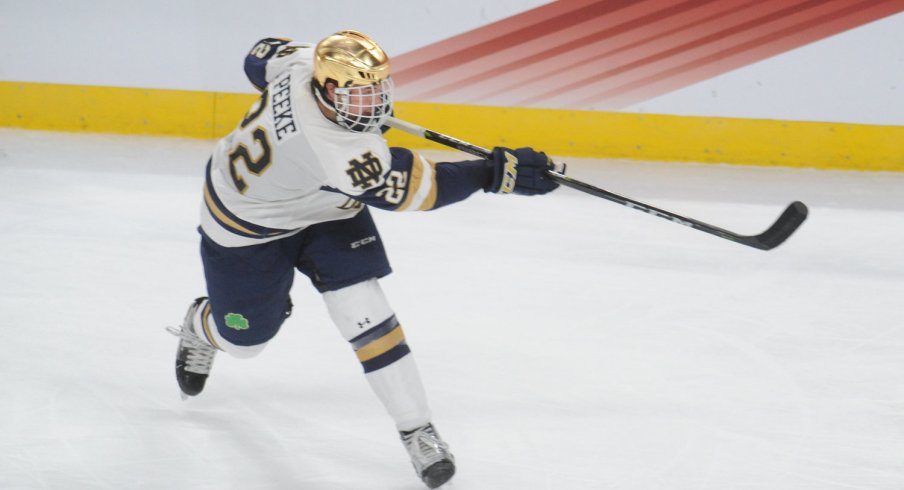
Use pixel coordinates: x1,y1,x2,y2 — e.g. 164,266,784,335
351,236,377,249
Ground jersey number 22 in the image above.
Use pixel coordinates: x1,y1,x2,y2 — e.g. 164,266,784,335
229,90,272,193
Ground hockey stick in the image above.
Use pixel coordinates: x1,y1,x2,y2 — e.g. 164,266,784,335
386,116,808,251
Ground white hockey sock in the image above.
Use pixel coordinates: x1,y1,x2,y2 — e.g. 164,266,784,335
365,354,433,431
191,299,267,359
322,279,432,431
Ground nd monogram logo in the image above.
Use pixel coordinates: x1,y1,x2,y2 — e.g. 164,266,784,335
346,151,383,190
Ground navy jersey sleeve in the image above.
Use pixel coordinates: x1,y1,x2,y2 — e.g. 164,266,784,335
324,147,493,212
244,38,293,91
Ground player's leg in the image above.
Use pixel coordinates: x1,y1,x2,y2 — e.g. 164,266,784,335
322,279,455,489
168,230,299,397
297,208,455,489
322,278,430,430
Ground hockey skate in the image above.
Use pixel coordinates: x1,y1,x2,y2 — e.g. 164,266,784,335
400,423,456,489
166,297,217,399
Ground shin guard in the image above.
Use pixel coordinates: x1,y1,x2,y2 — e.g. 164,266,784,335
322,279,432,430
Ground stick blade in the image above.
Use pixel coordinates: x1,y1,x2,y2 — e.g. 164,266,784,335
743,201,809,250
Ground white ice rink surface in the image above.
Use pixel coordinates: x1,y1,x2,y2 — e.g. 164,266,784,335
1,128,902,489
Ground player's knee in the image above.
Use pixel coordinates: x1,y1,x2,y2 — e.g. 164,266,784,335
322,278,394,340
205,298,292,358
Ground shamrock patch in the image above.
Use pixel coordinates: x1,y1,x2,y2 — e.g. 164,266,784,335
224,313,250,331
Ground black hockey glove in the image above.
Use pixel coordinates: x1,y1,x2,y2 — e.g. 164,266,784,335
485,146,562,196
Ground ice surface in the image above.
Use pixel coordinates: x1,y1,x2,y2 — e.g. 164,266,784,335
0,129,902,489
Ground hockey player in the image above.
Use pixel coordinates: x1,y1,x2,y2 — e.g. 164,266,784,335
167,30,561,489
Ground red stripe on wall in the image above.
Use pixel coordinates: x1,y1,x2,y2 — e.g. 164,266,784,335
393,0,624,82
583,0,904,108
395,0,671,97
521,0,889,108
430,0,761,105
406,0,729,102
392,0,904,110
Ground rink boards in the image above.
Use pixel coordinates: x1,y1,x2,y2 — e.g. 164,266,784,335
1,80,903,172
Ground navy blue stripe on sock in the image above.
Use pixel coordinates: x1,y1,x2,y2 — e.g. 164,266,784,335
361,343,411,373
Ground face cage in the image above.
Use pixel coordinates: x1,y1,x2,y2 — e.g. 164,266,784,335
333,78,394,133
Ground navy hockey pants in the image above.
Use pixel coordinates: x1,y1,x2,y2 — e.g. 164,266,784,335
199,208,392,346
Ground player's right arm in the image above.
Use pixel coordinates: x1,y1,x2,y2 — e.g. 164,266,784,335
321,145,558,212
244,38,313,91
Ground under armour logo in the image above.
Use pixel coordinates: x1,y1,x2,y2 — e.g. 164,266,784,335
357,318,371,329
346,151,383,189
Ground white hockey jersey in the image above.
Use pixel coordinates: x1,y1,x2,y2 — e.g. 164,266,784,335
201,38,495,248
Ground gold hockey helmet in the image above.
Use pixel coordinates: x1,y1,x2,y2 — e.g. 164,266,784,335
313,30,390,88
312,30,393,133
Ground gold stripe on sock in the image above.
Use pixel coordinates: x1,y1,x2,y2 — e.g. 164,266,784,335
355,326,405,362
